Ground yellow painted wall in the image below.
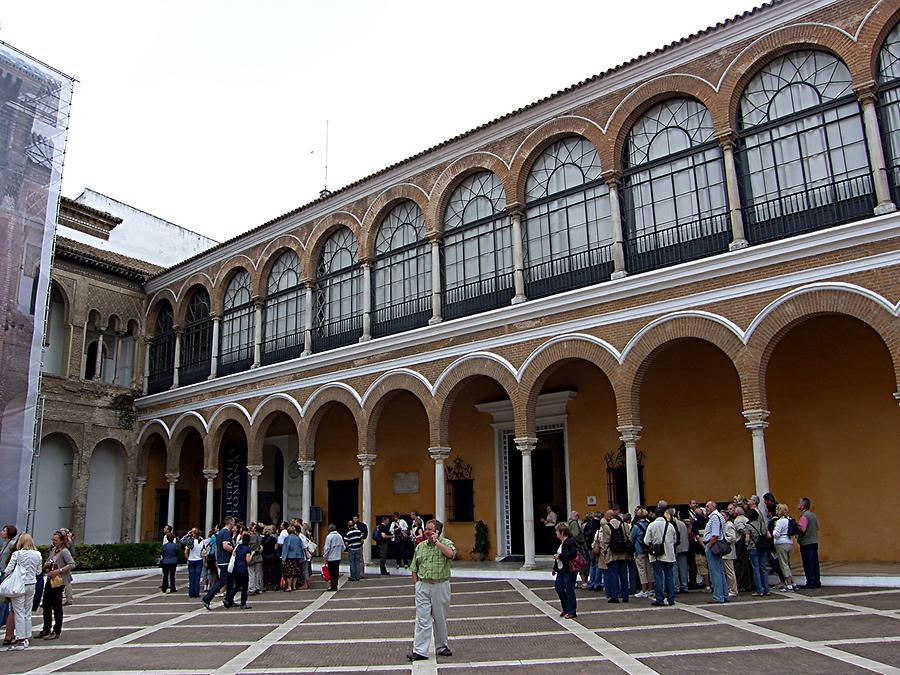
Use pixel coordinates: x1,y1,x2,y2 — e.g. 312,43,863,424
767,316,900,562
141,441,166,542
640,340,752,505
313,404,361,539
542,362,618,513
447,378,505,559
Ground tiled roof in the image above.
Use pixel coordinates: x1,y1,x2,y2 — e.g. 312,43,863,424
55,236,164,281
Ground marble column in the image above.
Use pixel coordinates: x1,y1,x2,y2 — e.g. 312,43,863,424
603,172,627,279
361,262,372,341
93,331,104,381
509,205,527,303
142,336,151,394
357,454,376,564
428,237,443,324
112,331,123,385
303,282,314,355
247,464,264,523
743,409,771,497
252,299,264,367
514,436,537,570
134,477,146,543
171,329,182,389
857,85,897,214
298,460,316,525
165,472,179,528
718,132,749,250
203,470,218,534
617,425,642,513
429,447,451,523
209,314,220,379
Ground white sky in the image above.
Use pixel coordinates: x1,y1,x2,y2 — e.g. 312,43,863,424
3,1,756,243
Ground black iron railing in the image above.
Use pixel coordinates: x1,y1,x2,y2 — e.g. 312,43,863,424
444,271,515,320
889,163,900,206
625,212,731,275
261,332,305,366
313,315,363,353
179,357,211,386
372,294,430,339
147,370,173,395
741,173,874,245
218,343,254,376
524,244,614,300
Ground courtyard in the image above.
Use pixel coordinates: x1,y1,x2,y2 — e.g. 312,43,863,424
1,569,899,674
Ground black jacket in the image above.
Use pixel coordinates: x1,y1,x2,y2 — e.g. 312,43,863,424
553,536,578,573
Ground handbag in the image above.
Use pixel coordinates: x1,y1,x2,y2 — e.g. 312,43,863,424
321,564,331,583
47,552,66,589
709,514,731,557
648,521,670,558
0,560,25,598
567,550,587,574
227,549,237,574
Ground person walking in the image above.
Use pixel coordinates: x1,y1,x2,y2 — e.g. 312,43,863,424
644,507,677,607
184,529,204,597
773,504,797,591
160,533,179,593
344,520,363,581
225,532,253,609
703,502,729,603
407,519,456,662
797,498,821,589
324,524,344,591
3,534,41,650
745,508,771,596
552,522,578,619
202,516,234,610
39,531,75,640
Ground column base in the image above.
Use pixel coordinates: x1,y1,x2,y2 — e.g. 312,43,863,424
358,335,372,343
611,270,628,280
207,374,217,381
728,238,749,251
428,316,443,325
875,201,897,215
302,350,311,357
520,562,536,571
251,363,261,369
511,294,527,305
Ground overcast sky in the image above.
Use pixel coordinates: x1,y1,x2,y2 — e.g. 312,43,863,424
3,1,755,243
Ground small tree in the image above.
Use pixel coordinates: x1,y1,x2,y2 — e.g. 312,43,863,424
471,520,490,560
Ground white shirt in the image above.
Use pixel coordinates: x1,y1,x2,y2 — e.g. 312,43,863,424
643,517,677,563
390,519,408,539
4,549,42,585
186,539,204,561
773,517,792,545
277,529,288,546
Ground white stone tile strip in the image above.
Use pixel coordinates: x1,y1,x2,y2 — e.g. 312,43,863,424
67,572,157,599
210,575,347,675
677,602,900,674
61,589,173,623
279,631,563,645
430,656,613,670
773,590,900,620
507,578,658,675
630,634,900,659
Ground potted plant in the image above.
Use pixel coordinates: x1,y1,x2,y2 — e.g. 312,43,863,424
470,520,490,561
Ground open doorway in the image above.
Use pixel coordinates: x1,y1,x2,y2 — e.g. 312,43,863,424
327,479,358,535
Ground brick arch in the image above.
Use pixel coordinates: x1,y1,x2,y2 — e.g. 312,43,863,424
360,184,431,261
49,279,71,321
168,413,208,474
145,291,177,331
136,421,168,476
301,213,363,280
248,395,303,463
206,404,253,469
718,26,864,133
744,287,900,410
858,2,900,83
518,337,623,437
298,385,364,460
173,278,213,327
362,370,437,451
426,153,513,236
211,258,256,315
604,77,722,172
509,116,607,206
254,235,306,297
620,314,747,426
433,355,519,447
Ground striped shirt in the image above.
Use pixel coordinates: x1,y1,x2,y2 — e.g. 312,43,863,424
343,527,363,551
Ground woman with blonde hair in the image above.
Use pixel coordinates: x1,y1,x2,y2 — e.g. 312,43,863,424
772,504,796,591
4,534,42,650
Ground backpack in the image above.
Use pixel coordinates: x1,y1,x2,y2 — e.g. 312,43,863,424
608,521,630,554
787,517,799,537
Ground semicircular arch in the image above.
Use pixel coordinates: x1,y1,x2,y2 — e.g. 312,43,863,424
427,154,513,236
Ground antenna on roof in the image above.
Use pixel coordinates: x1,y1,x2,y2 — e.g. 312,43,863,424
319,120,331,199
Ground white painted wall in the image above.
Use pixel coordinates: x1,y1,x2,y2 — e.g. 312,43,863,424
84,440,125,544
33,436,73,546
42,299,66,375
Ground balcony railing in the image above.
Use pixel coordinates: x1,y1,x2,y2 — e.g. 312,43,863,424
312,315,363,353
179,357,211,386
741,173,874,245
524,244,614,300
372,295,430,339
219,344,254,376
147,370,173,394
443,272,515,321
889,164,900,206
261,332,305,366
625,212,731,275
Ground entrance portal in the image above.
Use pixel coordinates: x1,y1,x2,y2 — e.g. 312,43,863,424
327,479,358,535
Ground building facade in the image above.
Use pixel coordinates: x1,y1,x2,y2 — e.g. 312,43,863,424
40,0,900,564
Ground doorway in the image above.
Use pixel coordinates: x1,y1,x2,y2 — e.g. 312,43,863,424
327,479,358,535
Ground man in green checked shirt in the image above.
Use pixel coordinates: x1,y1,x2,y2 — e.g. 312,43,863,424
407,519,456,661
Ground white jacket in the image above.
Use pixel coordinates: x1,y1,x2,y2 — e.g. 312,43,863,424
4,549,42,585
643,517,677,563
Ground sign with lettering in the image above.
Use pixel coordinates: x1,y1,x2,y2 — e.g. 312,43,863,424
222,443,247,520
393,471,419,495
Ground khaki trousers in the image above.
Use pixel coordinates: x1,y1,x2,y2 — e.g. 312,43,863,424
413,579,450,656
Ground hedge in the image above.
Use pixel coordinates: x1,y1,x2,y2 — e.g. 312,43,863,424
36,543,168,572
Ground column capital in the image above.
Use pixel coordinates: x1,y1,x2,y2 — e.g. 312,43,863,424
172,326,183,335
506,201,525,218
142,335,153,345
617,425,642,443
715,129,738,149
246,464,264,478
894,391,900,405
298,459,317,472
743,408,770,430
356,454,376,468
854,80,879,104
209,312,221,321
202,469,219,480
165,472,180,484
251,295,265,310
135,476,147,487
601,169,622,189
513,436,538,455
428,447,451,462
426,229,442,244
360,258,372,268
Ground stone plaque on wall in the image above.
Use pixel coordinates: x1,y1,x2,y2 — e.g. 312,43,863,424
393,471,419,494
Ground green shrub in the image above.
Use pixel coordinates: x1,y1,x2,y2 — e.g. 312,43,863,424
36,543,165,572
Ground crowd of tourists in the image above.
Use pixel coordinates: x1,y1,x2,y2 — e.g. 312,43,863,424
552,493,821,619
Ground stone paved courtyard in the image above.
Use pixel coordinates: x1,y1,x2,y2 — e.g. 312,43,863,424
2,569,899,674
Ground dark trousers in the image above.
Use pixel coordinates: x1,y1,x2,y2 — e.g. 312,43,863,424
394,539,408,567
606,560,629,601
187,560,203,597
33,575,44,612
161,564,177,592
379,541,389,574
42,584,64,635
228,570,249,607
800,543,821,588
554,568,577,616
203,564,233,605
652,560,676,605
327,560,340,591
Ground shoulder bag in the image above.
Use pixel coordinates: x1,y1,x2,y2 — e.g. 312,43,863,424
648,521,669,557
710,514,731,557
0,555,25,598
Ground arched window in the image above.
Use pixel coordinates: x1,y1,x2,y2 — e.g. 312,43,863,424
148,302,175,394
219,270,255,375
524,136,613,298
737,50,873,243
263,251,306,364
372,201,431,337
179,288,211,385
314,228,362,351
442,171,514,319
42,284,68,376
878,22,900,201
622,98,730,273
